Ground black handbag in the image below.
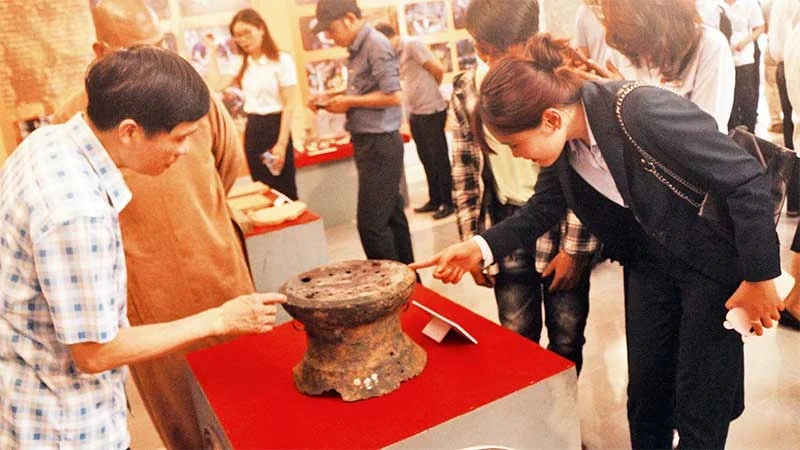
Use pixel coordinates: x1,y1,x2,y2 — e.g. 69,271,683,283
615,81,796,243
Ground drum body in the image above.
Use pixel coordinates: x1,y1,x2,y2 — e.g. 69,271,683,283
280,260,427,401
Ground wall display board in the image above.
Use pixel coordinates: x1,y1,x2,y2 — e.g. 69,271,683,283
0,0,94,154
289,0,473,140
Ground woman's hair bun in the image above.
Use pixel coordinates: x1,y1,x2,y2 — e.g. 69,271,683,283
523,33,571,72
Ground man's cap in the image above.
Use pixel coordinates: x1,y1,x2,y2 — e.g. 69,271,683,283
312,0,361,34
92,0,163,48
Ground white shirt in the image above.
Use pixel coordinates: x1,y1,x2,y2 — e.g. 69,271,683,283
241,52,297,115
727,0,765,66
610,25,735,133
574,4,612,64
768,0,800,61
0,114,132,449
785,22,800,145
697,0,724,29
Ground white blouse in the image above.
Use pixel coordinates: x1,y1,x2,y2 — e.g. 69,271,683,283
609,25,735,133
241,52,297,115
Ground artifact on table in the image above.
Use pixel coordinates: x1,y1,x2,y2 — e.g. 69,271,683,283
280,260,426,401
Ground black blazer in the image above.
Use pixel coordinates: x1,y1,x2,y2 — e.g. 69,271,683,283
482,81,780,285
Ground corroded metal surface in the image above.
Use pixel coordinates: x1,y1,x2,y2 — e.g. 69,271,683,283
280,260,426,401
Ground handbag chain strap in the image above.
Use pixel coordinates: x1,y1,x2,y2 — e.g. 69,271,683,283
614,81,705,208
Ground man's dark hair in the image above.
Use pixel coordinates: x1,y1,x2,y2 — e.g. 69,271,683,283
86,46,210,136
374,22,397,38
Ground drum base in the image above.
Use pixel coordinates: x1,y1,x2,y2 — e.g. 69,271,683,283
293,313,427,401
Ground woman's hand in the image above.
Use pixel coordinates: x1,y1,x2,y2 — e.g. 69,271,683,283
262,142,287,174
469,266,494,288
725,279,784,336
409,240,483,284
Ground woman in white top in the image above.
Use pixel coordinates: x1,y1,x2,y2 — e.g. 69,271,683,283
230,9,299,199
725,0,765,132
603,0,735,133
574,0,612,64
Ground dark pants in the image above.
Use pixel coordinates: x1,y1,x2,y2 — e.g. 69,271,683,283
728,63,758,132
244,113,298,200
491,203,590,373
352,131,414,264
409,109,453,207
623,234,743,450
777,63,798,211
571,171,744,449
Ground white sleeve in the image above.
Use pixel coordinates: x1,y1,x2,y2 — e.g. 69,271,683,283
573,5,589,48
689,28,735,133
749,0,765,29
277,52,298,87
472,235,495,267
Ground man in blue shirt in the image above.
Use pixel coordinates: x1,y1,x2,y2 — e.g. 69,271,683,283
309,0,415,264
0,47,285,449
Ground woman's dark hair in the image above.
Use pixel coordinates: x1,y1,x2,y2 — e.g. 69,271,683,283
465,0,539,56
230,8,280,87
475,34,583,149
601,0,701,81
85,46,209,136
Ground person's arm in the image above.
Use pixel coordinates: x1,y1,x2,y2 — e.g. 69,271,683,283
733,25,765,52
628,88,783,329
422,58,445,85
267,84,298,173
69,292,285,374
687,28,736,133
207,95,245,193
449,74,483,241
323,90,402,113
480,163,569,262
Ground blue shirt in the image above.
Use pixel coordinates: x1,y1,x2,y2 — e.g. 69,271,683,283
0,114,131,449
345,23,403,134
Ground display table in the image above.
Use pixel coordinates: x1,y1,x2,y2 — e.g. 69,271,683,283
295,135,411,228
244,209,328,324
187,284,580,449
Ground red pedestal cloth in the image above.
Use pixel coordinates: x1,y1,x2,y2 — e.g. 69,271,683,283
186,284,573,449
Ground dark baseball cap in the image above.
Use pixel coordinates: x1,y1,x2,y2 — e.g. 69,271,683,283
312,0,361,34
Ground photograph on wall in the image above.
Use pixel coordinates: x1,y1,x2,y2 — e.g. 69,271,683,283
430,42,453,73
456,38,477,70
451,0,468,29
145,0,171,19
405,1,447,36
178,0,250,17
299,15,336,51
362,6,399,29
306,59,348,95
183,26,242,76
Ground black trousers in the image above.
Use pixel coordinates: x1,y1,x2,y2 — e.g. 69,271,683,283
244,113,298,200
777,63,798,211
572,171,744,449
351,131,414,264
728,63,758,132
409,109,453,206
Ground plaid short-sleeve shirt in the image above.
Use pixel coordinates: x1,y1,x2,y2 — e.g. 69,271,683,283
0,114,132,449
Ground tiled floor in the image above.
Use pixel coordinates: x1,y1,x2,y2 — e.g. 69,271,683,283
129,130,800,449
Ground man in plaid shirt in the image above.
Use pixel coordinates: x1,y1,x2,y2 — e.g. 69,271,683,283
449,0,599,373
0,47,285,449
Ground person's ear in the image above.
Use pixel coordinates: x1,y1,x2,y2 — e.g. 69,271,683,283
92,42,107,59
117,119,140,146
542,108,563,131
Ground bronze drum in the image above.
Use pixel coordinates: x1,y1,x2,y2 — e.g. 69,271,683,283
280,260,427,401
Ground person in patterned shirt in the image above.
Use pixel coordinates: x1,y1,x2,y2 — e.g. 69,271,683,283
0,47,286,450
446,0,599,373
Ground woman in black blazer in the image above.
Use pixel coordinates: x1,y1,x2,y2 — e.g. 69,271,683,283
411,34,784,450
